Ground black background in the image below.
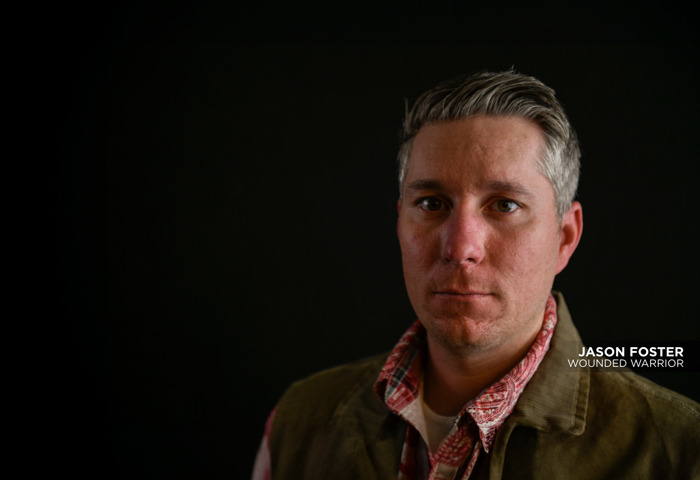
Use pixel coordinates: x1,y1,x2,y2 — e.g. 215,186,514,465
41,2,698,479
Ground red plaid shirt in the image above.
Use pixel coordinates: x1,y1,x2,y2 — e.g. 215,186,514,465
374,294,558,479
252,295,557,480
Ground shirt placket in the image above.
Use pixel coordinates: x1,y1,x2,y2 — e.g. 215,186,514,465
427,417,480,480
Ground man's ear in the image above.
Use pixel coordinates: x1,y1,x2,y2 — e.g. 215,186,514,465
556,201,583,274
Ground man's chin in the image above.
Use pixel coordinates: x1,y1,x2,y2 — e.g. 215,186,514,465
427,294,499,320
421,313,503,352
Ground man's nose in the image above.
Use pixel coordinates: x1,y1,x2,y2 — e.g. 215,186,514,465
441,208,487,267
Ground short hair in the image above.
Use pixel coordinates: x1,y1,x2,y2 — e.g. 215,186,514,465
397,70,580,220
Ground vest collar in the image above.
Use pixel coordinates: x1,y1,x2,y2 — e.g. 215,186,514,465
504,291,589,435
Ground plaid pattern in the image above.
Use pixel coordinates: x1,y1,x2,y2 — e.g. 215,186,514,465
375,295,558,480
374,320,427,413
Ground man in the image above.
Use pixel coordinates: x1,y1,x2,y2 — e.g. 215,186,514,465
252,70,699,479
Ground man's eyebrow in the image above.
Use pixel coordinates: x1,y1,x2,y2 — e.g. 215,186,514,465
483,180,535,199
405,179,446,192
405,179,535,198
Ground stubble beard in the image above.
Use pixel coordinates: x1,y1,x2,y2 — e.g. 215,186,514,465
421,299,546,359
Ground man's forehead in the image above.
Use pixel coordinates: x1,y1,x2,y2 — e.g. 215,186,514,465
403,116,550,193
415,115,545,145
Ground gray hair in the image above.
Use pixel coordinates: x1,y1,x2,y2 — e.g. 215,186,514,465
397,70,580,220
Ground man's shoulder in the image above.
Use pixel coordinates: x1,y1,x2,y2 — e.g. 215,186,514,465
504,358,699,478
268,353,405,478
587,368,700,449
590,368,700,418
284,352,389,397
274,352,390,421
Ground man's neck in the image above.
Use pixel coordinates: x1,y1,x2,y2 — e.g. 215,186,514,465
422,327,541,416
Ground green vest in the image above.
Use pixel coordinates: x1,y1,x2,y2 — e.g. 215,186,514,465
269,293,700,479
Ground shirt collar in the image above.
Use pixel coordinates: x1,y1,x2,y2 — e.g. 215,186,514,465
375,294,558,453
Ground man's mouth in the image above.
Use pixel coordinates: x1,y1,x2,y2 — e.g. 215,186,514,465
434,289,491,296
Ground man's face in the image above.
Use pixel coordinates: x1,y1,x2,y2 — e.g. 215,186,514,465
397,115,580,353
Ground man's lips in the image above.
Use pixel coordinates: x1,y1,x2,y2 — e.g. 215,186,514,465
433,289,491,296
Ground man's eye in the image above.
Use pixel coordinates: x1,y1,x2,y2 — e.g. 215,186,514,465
417,197,445,211
493,200,520,213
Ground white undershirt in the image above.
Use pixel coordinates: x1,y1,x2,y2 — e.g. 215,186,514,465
419,386,458,453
